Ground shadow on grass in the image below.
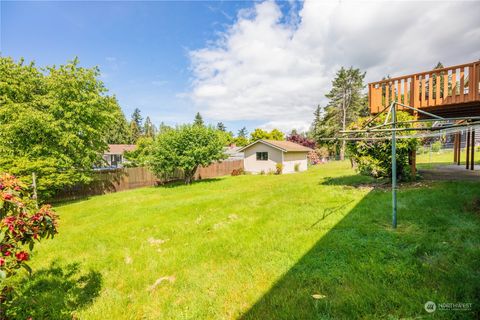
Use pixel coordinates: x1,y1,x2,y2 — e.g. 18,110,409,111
1,262,102,320
157,177,224,188
240,183,480,319
320,174,386,187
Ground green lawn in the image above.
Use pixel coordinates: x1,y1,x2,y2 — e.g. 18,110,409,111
417,148,480,169
5,162,480,319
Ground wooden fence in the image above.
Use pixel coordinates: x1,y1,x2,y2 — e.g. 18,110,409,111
53,160,243,201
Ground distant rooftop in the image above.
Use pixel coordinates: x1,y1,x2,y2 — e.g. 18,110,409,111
239,140,313,152
106,144,137,154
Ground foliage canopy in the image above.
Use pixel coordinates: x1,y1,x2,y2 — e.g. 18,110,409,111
149,125,227,184
0,57,119,198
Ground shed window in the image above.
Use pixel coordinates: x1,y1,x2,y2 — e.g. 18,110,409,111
256,152,268,161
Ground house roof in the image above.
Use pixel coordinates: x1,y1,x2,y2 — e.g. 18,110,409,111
238,139,313,153
106,144,137,155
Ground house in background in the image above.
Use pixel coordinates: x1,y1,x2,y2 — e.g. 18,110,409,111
223,143,244,161
102,144,137,168
239,140,313,174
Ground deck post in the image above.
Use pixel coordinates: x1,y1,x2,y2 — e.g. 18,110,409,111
391,102,397,229
466,129,471,169
453,133,458,163
471,129,475,170
409,148,416,179
457,132,462,165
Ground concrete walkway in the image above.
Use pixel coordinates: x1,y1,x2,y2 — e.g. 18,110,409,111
419,164,480,181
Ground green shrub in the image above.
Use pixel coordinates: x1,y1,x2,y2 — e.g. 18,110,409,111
294,163,300,172
431,141,442,153
275,163,283,175
259,170,265,175
347,111,418,181
0,173,59,304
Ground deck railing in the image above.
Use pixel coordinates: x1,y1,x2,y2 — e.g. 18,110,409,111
369,61,480,114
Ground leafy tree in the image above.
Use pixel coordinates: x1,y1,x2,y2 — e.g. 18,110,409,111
193,112,204,126
216,122,226,132
269,129,285,141
347,111,417,181
250,128,284,141
105,96,133,144
318,67,368,160
129,108,143,142
123,137,154,167
0,57,115,198
218,130,234,146
250,128,270,141
143,116,157,138
286,131,316,149
149,125,226,184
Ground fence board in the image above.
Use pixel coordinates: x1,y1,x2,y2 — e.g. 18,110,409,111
54,160,244,201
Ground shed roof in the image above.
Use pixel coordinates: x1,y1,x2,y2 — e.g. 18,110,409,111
106,144,137,155
238,139,313,152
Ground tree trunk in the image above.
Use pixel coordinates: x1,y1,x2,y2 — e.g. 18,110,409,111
340,92,347,161
184,167,198,184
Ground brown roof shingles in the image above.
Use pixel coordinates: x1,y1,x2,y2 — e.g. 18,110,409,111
239,140,313,152
106,144,137,155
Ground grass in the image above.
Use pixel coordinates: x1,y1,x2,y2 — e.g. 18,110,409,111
417,148,480,169
4,161,480,319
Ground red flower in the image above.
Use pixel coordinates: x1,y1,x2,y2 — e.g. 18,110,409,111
15,251,29,261
0,258,4,266
14,186,21,191
3,193,12,200
4,251,11,256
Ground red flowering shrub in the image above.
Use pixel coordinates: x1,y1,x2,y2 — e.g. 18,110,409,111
231,168,245,176
308,151,321,165
0,173,58,282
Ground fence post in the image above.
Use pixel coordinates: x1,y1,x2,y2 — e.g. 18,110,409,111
32,172,39,209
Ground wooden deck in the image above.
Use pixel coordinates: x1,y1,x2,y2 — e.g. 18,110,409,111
369,61,480,118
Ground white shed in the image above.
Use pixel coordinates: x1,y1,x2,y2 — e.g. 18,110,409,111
239,140,313,174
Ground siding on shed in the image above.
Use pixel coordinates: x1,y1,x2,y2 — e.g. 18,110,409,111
244,143,282,173
283,152,308,173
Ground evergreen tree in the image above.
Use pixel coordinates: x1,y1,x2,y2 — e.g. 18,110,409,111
105,96,134,144
143,116,157,138
234,127,249,146
216,122,226,131
310,105,322,139
238,127,248,138
320,67,367,160
130,108,143,142
193,112,204,126
158,122,172,134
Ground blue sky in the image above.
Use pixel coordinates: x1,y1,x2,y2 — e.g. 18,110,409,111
2,1,479,134
1,0,282,132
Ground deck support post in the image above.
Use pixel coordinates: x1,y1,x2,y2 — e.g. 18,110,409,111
453,133,458,164
391,102,397,229
409,148,416,179
457,132,462,165
466,129,471,169
471,129,475,170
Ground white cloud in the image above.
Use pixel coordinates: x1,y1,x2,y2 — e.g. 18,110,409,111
189,0,480,132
